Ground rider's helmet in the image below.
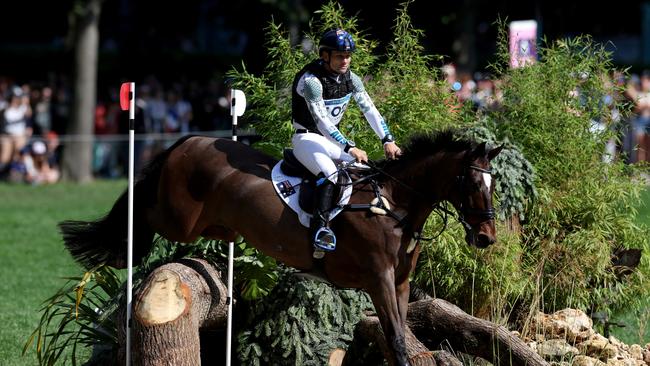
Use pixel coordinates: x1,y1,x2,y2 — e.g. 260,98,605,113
318,29,356,54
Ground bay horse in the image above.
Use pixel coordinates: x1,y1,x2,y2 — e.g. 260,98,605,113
60,130,502,366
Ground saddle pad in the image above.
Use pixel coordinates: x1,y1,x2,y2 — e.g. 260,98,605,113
271,161,353,227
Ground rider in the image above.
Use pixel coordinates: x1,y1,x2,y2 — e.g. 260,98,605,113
291,28,402,253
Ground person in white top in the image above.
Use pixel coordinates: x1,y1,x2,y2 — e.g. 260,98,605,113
0,93,32,169
291,29,401,253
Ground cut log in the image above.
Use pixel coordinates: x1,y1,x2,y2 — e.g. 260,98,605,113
116,258,229,365
407,299,548,366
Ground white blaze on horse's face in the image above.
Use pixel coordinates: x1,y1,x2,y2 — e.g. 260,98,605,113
482,172,492,191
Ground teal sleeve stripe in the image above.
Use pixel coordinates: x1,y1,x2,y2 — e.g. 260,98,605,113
329,131,348,144
381,120,390,134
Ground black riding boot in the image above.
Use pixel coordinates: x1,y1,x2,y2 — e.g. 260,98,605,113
311,175,336,257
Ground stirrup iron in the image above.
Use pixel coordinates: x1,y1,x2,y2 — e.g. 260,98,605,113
314,227,336,250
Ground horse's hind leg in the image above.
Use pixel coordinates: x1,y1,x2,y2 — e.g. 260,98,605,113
365,269,410,366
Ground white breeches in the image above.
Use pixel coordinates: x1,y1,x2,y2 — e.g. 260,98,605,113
292,132,354,183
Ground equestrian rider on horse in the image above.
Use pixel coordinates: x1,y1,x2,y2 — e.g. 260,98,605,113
291,29,402,253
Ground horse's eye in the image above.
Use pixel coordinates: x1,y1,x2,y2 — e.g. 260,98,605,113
468,181,482,192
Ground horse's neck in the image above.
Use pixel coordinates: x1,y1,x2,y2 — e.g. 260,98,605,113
385,153,461,231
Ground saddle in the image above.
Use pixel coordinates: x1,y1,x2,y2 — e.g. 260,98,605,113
279,149,341,214
274,149,399,225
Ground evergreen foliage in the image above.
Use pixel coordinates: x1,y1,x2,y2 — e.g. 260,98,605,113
237,269,373,366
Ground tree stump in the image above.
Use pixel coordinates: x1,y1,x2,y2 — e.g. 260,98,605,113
116,258,228,365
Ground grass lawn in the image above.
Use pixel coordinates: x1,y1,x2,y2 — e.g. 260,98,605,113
0,180,126,366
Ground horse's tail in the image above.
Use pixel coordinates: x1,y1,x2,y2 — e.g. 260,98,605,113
59,135,195,269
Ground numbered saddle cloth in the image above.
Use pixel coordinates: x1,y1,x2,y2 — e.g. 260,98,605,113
271,161,353,228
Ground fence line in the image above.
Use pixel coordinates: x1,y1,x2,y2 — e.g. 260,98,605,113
36,130,258,144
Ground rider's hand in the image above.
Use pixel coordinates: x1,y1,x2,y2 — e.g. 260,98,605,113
384,142,402,160
348,147,368,163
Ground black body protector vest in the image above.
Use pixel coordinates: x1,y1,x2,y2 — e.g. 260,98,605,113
291,59,355,134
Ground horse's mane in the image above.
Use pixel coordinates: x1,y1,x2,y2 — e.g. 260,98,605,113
374,129,474,170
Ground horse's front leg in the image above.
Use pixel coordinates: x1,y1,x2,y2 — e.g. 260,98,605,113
365,269,410,366
396,279,410,326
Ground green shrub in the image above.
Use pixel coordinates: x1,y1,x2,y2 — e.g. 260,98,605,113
32,2,650,365
484,28,650,319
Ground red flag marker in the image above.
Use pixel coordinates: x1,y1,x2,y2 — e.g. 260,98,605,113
120,83,131,111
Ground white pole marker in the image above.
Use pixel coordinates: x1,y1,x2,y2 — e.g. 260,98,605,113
226,88,245,366
119,81,136,366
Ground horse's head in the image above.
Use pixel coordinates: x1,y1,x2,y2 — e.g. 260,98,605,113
449,142,503,248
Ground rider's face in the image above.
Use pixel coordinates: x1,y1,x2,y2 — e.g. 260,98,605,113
324,51,352,74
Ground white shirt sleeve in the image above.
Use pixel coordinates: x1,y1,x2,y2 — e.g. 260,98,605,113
350,72,391,141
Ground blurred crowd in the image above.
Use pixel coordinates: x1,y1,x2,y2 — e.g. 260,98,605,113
92,76,234,177
441,63,650,165
1,65,650,185
0,74,233,184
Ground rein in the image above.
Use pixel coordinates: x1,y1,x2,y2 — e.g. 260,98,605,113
363,161,495,242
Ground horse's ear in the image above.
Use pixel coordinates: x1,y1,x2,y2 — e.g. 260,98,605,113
487,144,504,161
472,142,487,158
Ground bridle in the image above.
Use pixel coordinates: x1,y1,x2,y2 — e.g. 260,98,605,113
454,165,496,234
344,161,496,241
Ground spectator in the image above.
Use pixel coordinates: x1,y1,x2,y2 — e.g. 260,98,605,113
146,88,167,134
0,91,33,171
24,140,59,185
441,63,462,113
625,70,650,162
472,72,498,111
45,131,61,169
164,89,193,133
33,86,53,135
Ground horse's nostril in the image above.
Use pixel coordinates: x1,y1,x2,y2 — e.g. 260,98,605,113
477,233,495,247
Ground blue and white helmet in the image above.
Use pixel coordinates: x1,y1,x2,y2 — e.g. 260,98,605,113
319,29,356,54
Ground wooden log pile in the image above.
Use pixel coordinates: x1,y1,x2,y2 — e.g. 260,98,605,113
115,258,548,366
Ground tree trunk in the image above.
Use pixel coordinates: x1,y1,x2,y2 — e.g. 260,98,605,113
116,258,229,365
62,0,102,183
407,299,548,366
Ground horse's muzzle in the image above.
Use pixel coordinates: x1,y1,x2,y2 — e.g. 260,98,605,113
476,232,496,248
465,227,496,248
